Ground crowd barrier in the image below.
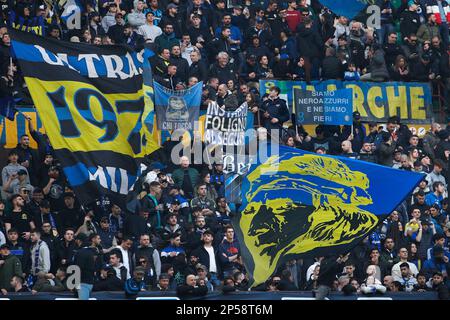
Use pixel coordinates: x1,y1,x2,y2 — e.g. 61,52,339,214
0,291,439,300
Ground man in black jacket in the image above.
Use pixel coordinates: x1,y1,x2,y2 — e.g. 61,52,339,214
321,47,343,80
316,253,350,299
13,134,39,186
296,17,324,80
160,3,185,39
260,86,290,141
191,230,221,287
154,64,183,90
73,240,98,300
382,32,405,68
170,45,189,83
93,265,124,291
399,1,421,41
176,274,208,298
208,52,237,85
188,51,208,83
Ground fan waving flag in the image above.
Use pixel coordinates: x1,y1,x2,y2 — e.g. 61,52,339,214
233,146,424,287
10,29,159,207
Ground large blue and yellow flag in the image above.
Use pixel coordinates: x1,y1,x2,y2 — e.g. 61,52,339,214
10,30,159,207
234,146,423,287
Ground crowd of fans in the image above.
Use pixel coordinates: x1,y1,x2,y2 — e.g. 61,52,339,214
0,0,449,300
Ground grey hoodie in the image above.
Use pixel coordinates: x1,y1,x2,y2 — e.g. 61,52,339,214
1,163,29,186
127,2,146,28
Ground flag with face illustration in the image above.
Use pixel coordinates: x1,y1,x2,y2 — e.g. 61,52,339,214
233,146,424,287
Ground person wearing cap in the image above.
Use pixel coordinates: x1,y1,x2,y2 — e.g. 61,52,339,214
124,266,147,297
101,3,118,33
93,264,124,291
160,213,185,244
159,3,184,39
153,272,170,291
195,263,214,292
137,11,162,43
107,12,126,44
192,229,221,288
1,150,29,199
434,128,450,161
244,15,272,48
0,244,23,295
2,169,34,200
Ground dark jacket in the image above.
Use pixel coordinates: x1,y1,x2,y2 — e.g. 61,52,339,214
93,274,124,291
217,92,239,111
382,42,405,68
0,254,22,291
13,143,39,185
176,284,208,297
378,141,397,166
188,60,208,83
369,49,390,80
154,32,179,51
56,240,76,267
260,97,290,131
399,10,422,40
296,25,324,58
191,246,221,276
317,256,344,287
73,246,97,285
208,62,237,84
170,55,189,83
321,56,343,80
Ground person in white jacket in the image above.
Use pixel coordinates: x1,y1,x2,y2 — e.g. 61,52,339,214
30,230,51,276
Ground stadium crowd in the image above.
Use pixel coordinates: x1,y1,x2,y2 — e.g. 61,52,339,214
0,0,449,300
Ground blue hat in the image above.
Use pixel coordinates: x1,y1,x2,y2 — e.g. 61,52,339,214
150,162,166,170
408,0,416,7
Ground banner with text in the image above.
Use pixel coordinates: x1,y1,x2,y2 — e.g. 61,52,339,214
154,81,202,130
293,88,353,125
10,30,159,207
260,80,432,124
204,102,249,146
